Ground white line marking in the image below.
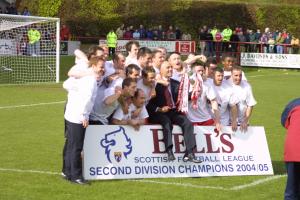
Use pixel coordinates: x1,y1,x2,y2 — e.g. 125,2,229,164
0,167,286,190
130,179,226,190
0,168,59,175
248,75,265,78
230,174,286,190
0,101,65,109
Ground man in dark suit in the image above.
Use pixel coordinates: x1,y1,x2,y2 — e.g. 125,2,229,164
146,61,201,163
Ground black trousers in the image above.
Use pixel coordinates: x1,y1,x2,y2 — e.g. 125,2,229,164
62,101,67,174
149,109,196,153
285,162,300,200
108,47,115,56
64,120,86,180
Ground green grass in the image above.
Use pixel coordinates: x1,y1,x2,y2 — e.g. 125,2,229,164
0,66,299,200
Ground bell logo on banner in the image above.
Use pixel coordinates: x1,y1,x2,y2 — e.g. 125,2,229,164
100,126,132,163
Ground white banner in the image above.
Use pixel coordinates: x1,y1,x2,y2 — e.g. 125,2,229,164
0,39,16,55
99,39,195,55
83,125,273,180
240,52,300,69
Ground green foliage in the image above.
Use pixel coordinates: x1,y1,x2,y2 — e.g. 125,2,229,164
38,0,62,17
255,7,266,29
77,0,119,20
18,0,300,38
19,0,62,17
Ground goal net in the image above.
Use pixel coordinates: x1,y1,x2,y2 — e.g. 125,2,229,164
0,14,60,84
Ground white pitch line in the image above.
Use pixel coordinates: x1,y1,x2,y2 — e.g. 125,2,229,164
230,174,286,190
0,167,286,191
130,179,226,190
0,168,60,175
0,101,65,109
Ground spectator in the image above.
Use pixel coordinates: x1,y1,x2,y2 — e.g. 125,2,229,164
123,27,133,39
267,33,275,53
22,7,30,16
237,31,246,52
284,32,292,54
254,29,262,52
214,29,223,55
0,7,3,14
152,26,158,40
260,31,269,53
166,25,176,40
146,28,154,40
210,25,218,42
60,24,70,41
230,30,239,53
206,29,214,57
249,30,257,52
138,24,146,39
161,31,167,40
132,29,140,40
276,32,284,54
181,32,191,40
116,24,125,39
291,36,300,54
157,25,163,40
198,28,206,55
175,27,181,40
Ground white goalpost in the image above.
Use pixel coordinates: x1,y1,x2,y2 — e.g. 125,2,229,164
0,14,60,84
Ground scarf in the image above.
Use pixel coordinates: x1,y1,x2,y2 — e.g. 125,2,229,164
191,73,203,109
176,73,190,113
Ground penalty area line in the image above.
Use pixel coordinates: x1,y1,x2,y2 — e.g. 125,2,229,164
0,101,65,109
0,167,286,191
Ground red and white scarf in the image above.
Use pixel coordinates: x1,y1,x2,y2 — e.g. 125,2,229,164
176,73,190,113
191,73,203,109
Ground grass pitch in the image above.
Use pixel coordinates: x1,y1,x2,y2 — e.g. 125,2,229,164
0,64,299,199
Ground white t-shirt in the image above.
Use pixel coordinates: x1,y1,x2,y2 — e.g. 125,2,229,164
89,86,120,124
104,60,116,78
113,103,148,121
125,56,138,67
187,81,217,122
153,66,160,75
63,61,90,91
137,79,156,103
64,74,98,124
227,79,257,123
211,81,239,125
171,69,183,82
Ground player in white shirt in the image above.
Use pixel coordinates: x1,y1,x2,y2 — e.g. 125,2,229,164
136,47,152,72
69,45,104,78
89,77,137,125
61,45,104,180
222,55,247,81
125,64,141,81
205,57,218,86
103,52,126,87
63,56,105,185
227,66,257,132
125,40,140,67
187,62,221,131
137,67,156,104
112,89,149,130
151,49,165,75
211,67,238,132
